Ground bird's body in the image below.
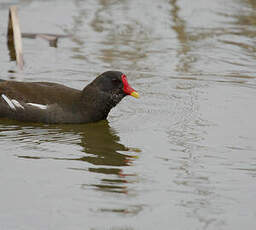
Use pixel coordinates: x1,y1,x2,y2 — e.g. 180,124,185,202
0,71,139,124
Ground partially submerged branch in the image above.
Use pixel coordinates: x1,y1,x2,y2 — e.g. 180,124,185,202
22,33,70,47
7,6,24,70
7,6,70,69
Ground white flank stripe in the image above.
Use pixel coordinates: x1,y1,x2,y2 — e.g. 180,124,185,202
11,99,24,109
27,103,47,110
1,94,16,110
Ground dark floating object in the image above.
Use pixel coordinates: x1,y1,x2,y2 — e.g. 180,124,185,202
0,71,139,124
7,6,24,70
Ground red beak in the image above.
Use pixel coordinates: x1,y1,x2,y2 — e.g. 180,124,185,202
121,74,139,98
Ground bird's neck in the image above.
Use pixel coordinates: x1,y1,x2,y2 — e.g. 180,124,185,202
81,85,115,121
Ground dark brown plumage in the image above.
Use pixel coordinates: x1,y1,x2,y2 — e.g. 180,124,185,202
0,71,139,124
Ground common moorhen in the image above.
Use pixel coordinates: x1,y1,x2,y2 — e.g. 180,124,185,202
0,71,139,123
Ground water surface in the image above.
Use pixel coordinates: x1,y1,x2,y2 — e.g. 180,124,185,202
0,0,256,229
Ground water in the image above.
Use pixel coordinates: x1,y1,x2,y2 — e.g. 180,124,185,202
0,0,256,229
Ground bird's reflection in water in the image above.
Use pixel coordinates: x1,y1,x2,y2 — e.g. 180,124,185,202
78,121,134,167
0,119,139,194
63,120,139,194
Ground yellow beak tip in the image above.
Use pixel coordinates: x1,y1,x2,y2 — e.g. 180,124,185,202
130,91,140,98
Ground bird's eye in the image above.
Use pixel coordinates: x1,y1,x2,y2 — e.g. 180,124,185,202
112,78,121,85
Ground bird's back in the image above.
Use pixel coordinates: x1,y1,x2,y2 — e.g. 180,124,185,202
0,81,82,105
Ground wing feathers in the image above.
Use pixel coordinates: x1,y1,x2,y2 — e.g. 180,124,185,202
1,94,47,110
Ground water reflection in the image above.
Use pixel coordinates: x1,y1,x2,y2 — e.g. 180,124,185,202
77,122,133,167
0,119,139,194
7,35,16,62
170,0,195,73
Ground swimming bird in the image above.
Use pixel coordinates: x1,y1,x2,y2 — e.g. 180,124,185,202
0,71,139,124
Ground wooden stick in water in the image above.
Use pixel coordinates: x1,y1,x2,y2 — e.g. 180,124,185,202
7,6,24,70
22,33,70,48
